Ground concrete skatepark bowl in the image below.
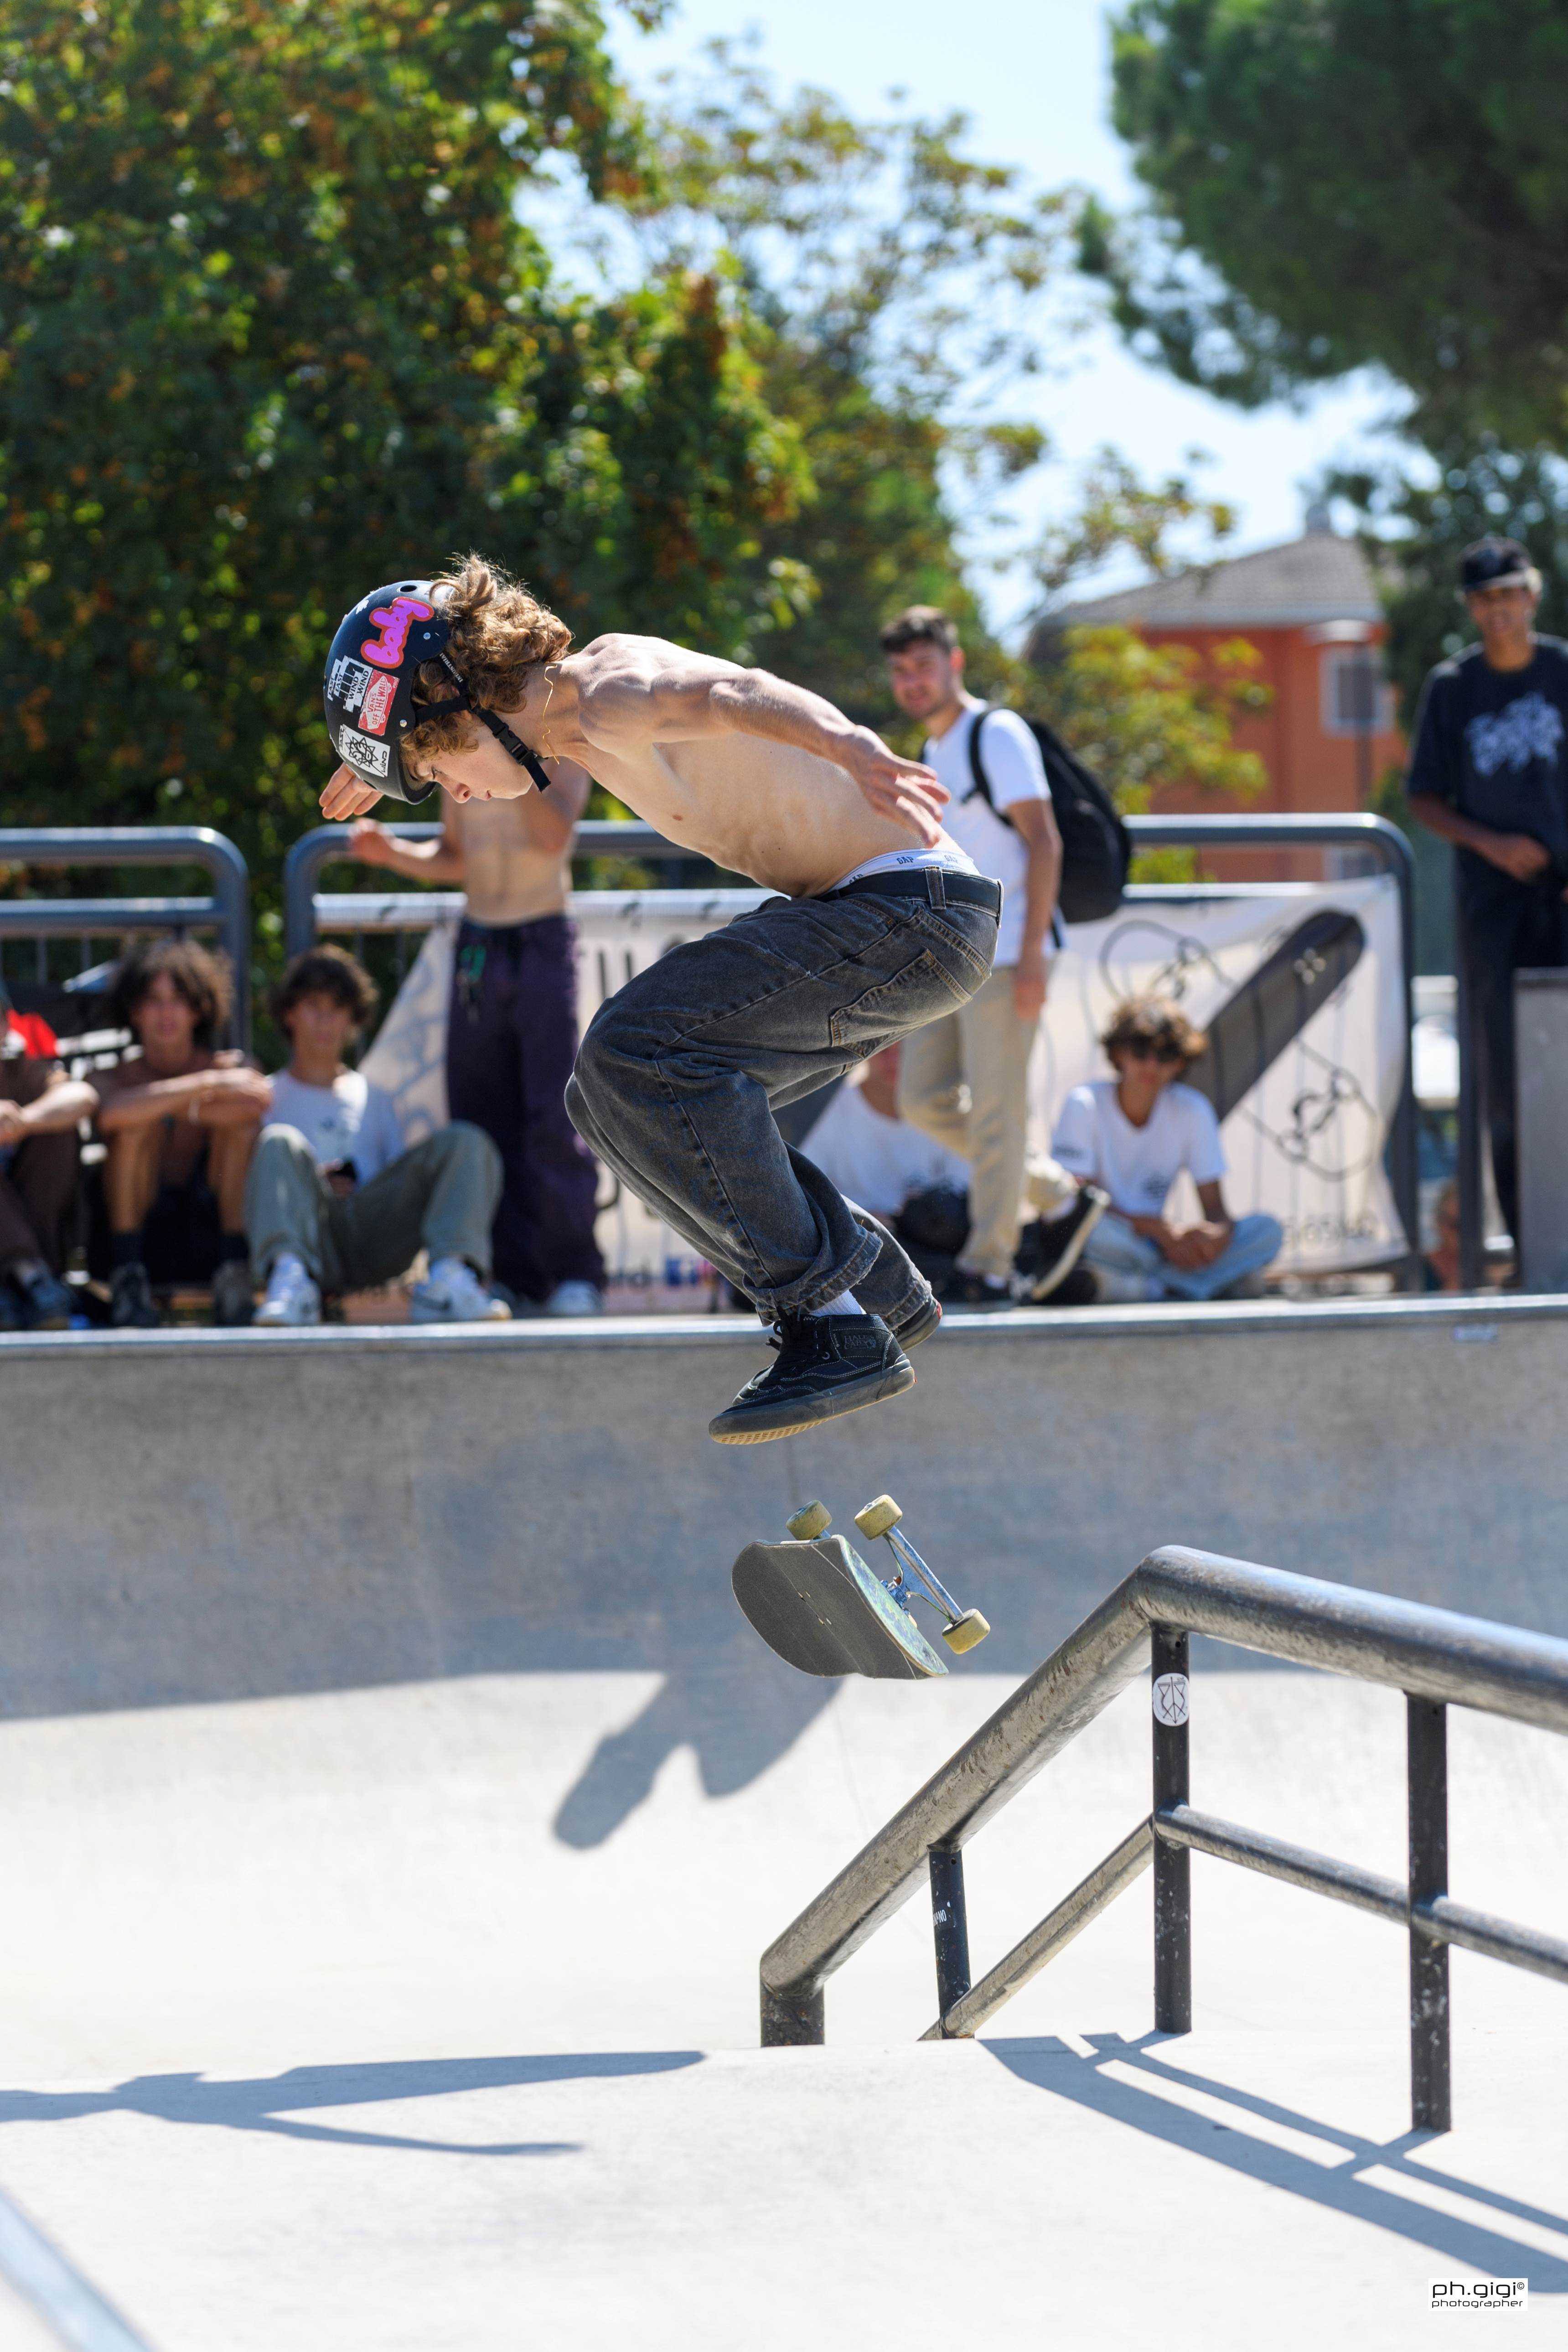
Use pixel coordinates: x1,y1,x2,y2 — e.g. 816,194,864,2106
0,1293,1563,2347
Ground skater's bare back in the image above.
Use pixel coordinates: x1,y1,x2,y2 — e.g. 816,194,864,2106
543,636,949,895
322,634,951,898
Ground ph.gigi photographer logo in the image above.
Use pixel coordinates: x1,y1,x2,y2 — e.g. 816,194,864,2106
1429,2274,1527,2315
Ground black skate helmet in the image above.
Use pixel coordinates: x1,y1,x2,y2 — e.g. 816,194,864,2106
322,577,554,804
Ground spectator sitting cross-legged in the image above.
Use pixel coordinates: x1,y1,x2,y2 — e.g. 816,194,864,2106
247,945,511,1328
93,940,269,1329
0,988,97,1329
1051,995,1283,1305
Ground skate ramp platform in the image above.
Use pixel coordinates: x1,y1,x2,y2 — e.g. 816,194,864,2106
0,1296,1565,2344
0,1291,1563,1727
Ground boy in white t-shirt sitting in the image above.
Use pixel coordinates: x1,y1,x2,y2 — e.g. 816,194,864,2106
1051,995,1283,1304
247,946,510,1326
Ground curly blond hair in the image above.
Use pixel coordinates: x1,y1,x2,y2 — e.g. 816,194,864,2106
402,554,572,767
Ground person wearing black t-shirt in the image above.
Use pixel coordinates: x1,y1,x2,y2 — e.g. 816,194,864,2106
1407,535,1568,1238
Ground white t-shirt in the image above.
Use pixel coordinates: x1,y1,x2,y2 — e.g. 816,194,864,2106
799,1080,970,1220
923,705,1052,966
1051,1079,1225,1219
266,1068,405,1183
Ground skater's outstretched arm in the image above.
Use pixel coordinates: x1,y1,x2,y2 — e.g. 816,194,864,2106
576,642,949,844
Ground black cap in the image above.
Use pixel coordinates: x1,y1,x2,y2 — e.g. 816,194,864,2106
1460,536,1536,594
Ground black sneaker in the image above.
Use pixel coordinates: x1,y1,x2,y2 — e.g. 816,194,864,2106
15,1266,74,1329
709,1313,915,1445
210,1259,255,1327
940,1269,1014,1310
110,1261,160,1330
1014,1186,1109,1302
892,1292,942,1349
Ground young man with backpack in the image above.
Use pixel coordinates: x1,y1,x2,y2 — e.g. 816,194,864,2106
882,606,1116,1305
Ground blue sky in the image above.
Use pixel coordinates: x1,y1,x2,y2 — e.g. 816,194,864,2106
607,0,1405,640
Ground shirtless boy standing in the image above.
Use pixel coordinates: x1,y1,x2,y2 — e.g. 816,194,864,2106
320,558,999,1442
346,772,605,1316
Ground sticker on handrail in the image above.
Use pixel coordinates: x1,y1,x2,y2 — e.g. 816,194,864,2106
1153,1673,1190,1727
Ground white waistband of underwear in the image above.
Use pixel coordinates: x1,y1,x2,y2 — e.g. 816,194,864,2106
829,835,980,891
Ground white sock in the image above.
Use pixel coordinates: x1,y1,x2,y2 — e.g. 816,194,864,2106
808,1289,863,1318
428,1255,471,1286
270,1251,310,1289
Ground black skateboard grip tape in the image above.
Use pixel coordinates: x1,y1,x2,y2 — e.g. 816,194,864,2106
1182,909,1365,1125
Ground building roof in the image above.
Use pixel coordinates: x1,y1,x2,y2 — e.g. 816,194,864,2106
1030,525,1385,642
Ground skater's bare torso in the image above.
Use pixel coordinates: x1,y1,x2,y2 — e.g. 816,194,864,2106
322,634,951,897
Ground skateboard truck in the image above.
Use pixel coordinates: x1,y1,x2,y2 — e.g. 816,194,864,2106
787,1495,991,1656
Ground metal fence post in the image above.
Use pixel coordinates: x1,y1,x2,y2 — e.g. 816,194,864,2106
1408,1695,1452,2131
1152,1625,1192,2034
928,1846,972,2028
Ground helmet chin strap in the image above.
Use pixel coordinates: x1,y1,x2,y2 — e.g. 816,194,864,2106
430,655,554,796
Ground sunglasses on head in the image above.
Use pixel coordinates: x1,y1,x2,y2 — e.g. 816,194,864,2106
1123,1037,1185,1065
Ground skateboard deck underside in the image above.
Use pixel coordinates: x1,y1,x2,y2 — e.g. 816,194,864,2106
730,1534,947,1680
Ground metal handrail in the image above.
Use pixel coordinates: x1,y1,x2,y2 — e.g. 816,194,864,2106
0,828,251,1045
758,1544,1568,2132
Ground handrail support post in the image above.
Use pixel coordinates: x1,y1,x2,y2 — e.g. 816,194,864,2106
1408,1694,1451,2131
928,1845,971,2028
760,1977,823,2048
1152,1625,1192,2034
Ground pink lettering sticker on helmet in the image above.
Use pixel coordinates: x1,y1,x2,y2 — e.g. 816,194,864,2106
361,596,434,669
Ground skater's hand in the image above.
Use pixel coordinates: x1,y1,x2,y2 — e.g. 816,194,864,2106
1485,832,1552,883
840,729,949,844
0,1100,25,1146
321,765,385,822
1013,950,1049,1023
347,819,395,866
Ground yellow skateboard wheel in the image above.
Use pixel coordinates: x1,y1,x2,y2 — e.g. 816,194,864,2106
787,1500,832,1541
941,1610,991,1655
854,1494,902,1540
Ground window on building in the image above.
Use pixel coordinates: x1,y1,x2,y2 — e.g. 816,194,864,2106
1322,650,1395,737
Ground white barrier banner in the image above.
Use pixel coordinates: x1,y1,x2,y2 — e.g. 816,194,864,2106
366,876,1407,1289
1034,878,1406,1274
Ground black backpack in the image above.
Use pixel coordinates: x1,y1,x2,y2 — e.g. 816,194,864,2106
965,707,1131,924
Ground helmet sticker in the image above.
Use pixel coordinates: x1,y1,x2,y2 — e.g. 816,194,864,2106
361,595,435,669
337,726,391,778
328,656,372,714
359,674,397,736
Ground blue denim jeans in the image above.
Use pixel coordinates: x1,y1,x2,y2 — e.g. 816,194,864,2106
566,883,998,1323
1084,1208,1284,1302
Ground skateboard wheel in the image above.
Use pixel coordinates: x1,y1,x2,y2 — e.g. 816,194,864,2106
941,1610,991,1655
854,1494,902,1540
787,1501,832,1541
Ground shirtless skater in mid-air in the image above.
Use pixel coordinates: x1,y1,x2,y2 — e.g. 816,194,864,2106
320,558,999,1443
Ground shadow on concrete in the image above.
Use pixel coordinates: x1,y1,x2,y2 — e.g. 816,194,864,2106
0,2052,704,2161
985,2033,1568,2289
552,1645,836,1848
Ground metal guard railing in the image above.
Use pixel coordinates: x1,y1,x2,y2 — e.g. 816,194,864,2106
758,1548,1568,2134
0,828,251,1046
285,811,1419,1273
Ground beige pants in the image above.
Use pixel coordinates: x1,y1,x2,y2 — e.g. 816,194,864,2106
897,964,1074,1281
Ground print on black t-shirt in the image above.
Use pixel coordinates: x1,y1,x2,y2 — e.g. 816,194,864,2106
1407,637,1568,906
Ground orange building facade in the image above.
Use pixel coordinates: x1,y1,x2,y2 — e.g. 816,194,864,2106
1032,517,1405,825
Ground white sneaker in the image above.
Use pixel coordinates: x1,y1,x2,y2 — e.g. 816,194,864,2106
254,1253,321,1326
410,1256,512,1324
543,1280,603,1317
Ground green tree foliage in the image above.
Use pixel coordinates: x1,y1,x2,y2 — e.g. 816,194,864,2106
0,0,802,874
627,41,1066,722
1091,0,1568,446
628,41,1269,824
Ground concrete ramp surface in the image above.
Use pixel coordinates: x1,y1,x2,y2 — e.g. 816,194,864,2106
0,1300,1563,2345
